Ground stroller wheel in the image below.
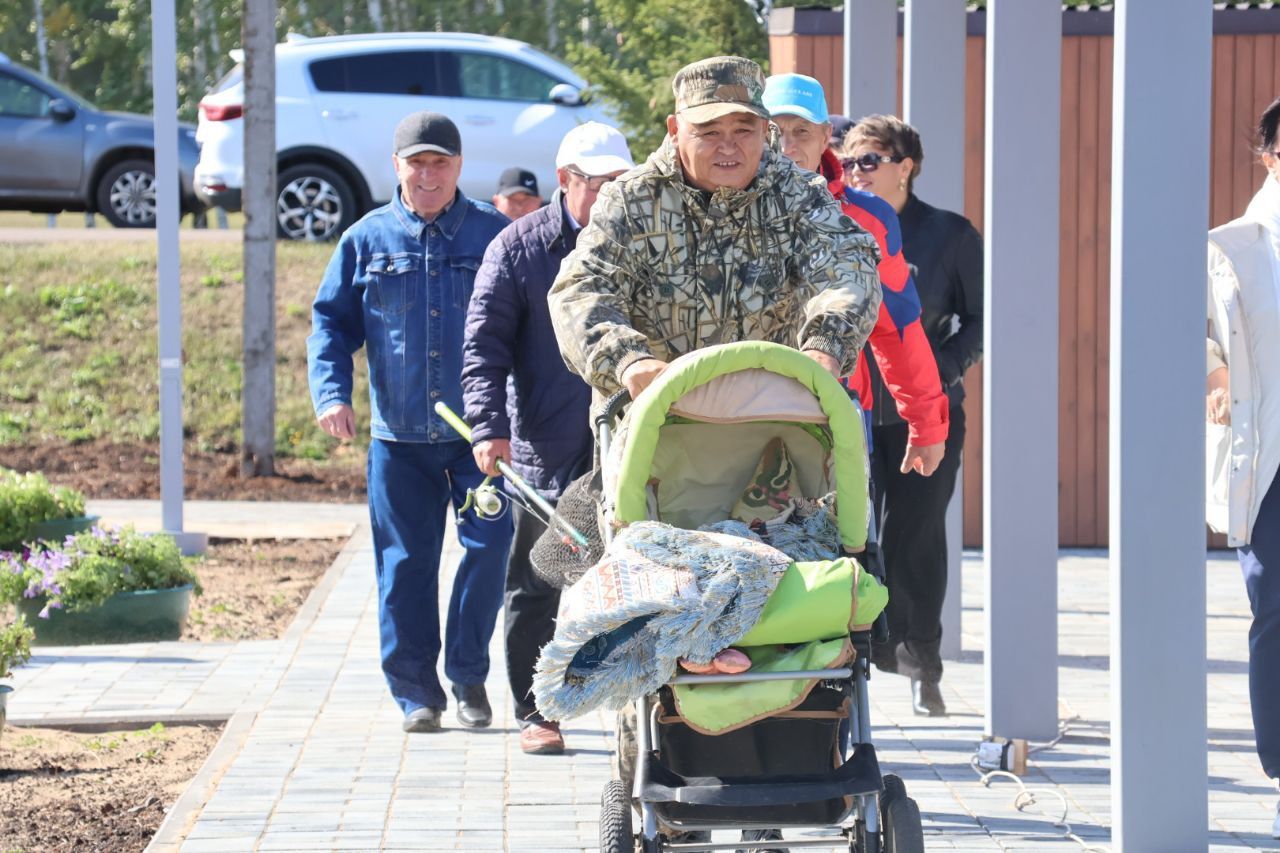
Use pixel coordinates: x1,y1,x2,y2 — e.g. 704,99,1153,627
880,774,925,853
599,779,635,853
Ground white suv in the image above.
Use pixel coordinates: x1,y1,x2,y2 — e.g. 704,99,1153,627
194,32,612,240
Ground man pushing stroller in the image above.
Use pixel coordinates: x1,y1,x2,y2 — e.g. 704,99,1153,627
547,54,885,852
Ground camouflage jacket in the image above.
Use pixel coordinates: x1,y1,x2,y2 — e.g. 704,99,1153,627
548,136,882,394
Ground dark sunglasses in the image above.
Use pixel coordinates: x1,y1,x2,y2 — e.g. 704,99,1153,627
841,152,906,173
564,168,616,191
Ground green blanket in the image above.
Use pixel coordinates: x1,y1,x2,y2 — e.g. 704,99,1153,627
671,557,888,734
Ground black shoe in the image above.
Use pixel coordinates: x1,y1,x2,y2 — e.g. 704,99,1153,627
452,683,492,728
911,678,947,717
870,642,900,675
403,706,443,733
895,639,942,682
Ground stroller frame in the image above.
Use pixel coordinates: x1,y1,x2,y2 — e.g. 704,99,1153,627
592,367,923,853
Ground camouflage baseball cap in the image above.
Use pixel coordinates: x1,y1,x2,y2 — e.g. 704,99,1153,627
672,56,769,123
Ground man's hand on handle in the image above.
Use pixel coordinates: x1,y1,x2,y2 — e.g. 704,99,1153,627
620,358,669,400
473,438,511,478
901,441,945,477
317,403,355,440
802,349,841,378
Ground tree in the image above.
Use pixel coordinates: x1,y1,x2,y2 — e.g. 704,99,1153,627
565,0,770,155
241,0,276,477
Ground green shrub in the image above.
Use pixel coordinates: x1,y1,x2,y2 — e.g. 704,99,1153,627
0,469,88,549
0,617,33,679
0,525,201,615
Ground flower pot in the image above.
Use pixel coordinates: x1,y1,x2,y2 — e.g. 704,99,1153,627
17,585,194,646
29,515,100,544
0,684,11,744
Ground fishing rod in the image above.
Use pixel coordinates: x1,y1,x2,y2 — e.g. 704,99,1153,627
434,402,590,549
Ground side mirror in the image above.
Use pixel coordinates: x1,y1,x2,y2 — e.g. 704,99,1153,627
549,83,582,107
47,98,75,122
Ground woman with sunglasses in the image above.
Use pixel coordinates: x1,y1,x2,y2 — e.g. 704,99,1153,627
1207,95,1280,838
840,115,983,717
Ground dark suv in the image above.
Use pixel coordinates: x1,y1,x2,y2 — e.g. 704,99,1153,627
0,53,203,227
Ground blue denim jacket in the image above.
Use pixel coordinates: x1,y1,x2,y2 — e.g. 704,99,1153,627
307,189,509,443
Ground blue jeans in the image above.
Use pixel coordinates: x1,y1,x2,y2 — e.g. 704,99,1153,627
1240,472,1280,779
368,438,513,714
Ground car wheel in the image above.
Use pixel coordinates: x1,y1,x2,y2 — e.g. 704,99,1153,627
96,159,158,228
275,163,357,241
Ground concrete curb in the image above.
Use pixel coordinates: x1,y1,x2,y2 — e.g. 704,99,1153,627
10,714,230,732
145,710,258,852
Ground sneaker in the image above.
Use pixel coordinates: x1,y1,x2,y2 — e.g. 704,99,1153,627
520,720,565,755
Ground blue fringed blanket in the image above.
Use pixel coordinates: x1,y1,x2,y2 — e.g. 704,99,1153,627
532,521,795,722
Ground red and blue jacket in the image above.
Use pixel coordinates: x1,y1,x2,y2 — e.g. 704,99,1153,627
819,148,949,446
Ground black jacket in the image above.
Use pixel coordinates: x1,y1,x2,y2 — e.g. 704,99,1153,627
869,194,984,425
462,190,592,498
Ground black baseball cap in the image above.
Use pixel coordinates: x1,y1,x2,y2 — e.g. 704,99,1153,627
495,167,540,198
393,111,461,158
829,114,854,146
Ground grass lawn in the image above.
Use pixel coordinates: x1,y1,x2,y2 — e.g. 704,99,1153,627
0,209,246,230
0,239,370,460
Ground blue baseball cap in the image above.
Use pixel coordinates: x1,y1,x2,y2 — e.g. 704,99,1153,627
762,73,830,125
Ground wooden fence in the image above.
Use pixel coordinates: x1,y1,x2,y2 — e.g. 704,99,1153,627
769,7,1280,546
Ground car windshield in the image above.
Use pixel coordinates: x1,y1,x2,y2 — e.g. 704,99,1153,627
518,45,584,87
21,65,95,109
211,63,243,94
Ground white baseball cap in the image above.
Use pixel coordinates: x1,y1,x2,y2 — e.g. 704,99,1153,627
555,122,635,176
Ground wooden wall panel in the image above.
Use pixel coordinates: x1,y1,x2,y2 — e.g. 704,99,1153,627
773,28,1276,547
1076,36,1102,547
1212,36,1236,228
1058,36,1081,546
1236,36,1257,214
1094,38,1114,549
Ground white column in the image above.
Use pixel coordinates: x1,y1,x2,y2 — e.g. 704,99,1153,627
904,0,967,661
1110,1,1210,848
151,0,206,555
843,0,897,120
983,0,1060,740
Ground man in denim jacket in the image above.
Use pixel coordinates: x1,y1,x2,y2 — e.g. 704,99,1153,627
307,112,514,733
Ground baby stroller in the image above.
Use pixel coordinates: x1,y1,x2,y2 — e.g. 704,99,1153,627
578,341,926,853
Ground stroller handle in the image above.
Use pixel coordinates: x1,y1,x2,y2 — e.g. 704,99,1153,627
594,388,632,428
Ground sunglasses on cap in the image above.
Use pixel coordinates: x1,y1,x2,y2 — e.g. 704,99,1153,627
564,167,617,192
841,152,906,173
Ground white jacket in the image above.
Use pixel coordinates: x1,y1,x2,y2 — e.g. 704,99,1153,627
1206,214,1280,546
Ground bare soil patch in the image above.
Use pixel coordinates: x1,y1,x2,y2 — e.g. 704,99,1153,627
0,439,366,503
186,537,345,642
0,723,223,853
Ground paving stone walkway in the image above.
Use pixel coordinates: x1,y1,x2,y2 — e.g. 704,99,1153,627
4,501,1276,851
